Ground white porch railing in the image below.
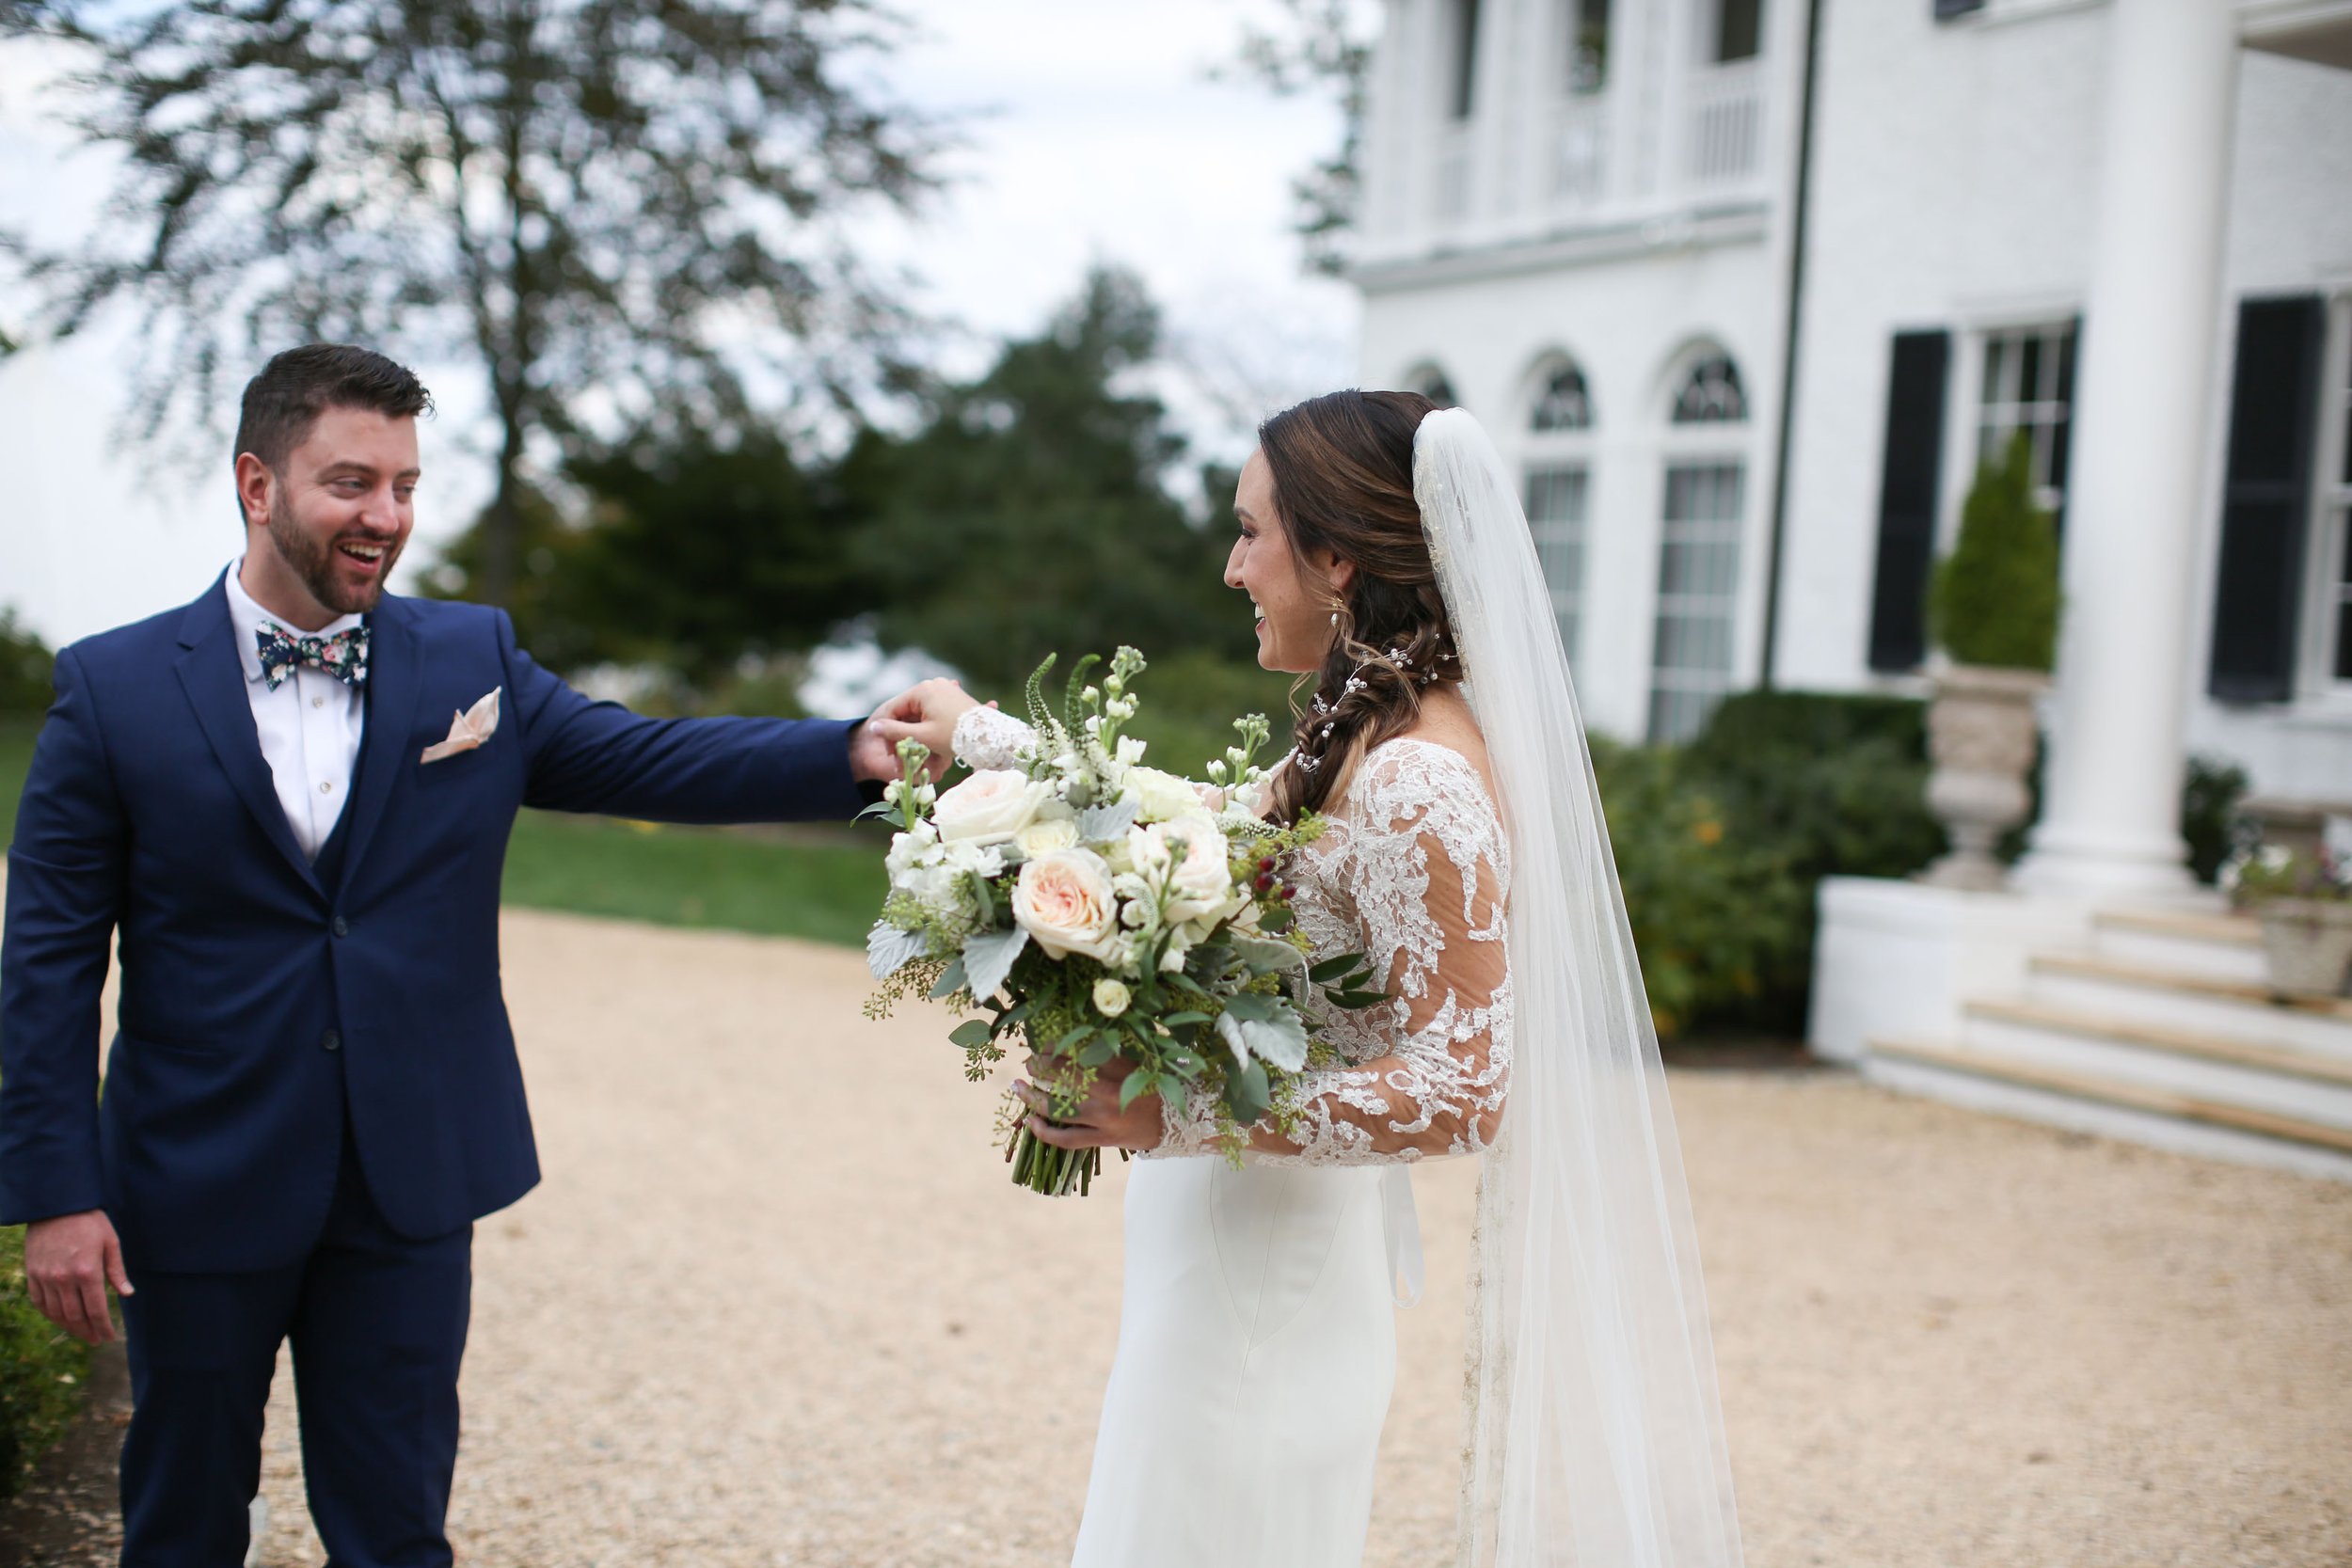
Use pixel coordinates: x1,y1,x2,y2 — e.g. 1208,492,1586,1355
1682,58,1765,190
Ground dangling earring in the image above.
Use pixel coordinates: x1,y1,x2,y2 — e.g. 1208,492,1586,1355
1329,610,1340,626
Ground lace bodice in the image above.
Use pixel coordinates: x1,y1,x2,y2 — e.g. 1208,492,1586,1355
951,706,1513,1167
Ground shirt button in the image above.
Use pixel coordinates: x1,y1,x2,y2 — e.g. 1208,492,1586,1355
312,696,325,709
319,781,335,795
330,916,349,938
320,1029,342,1053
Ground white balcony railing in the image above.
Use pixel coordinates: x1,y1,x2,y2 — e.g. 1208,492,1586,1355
1683,58,1765,190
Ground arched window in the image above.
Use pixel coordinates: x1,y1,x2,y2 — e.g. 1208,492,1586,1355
1531,363,1593,432
1405,365,1459,408
1650,349,1750,742
1522,357,1597,664
1671,354,1747,423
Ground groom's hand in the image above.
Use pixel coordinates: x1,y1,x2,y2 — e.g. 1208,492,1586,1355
868,679,985,778
24,1209,134,1345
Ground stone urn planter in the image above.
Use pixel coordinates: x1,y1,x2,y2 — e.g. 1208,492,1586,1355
2253,898,2352,999
1919,663,2048,892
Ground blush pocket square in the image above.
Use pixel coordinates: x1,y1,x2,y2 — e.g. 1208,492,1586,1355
421,688,501,764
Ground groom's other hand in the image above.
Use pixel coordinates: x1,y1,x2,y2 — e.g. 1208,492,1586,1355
24,1208,134,1344
870,679,983,776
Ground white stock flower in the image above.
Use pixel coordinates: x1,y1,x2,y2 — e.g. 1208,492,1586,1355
1011,848,1126,963
1092,978,1132,1018
932,769,1054,846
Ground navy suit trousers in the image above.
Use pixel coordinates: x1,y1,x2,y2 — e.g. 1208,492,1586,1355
119,1128,471,1568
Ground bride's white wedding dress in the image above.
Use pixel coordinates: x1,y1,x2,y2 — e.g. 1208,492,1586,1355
955,705,1512,1568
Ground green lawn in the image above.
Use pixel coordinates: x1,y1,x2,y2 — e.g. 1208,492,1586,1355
0,714,882,947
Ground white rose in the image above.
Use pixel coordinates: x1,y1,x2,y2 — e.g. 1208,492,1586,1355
1092,978,1132,1017
1011,848,1126,963
1015,816,1080,858
933,768,1054,845
1123,766,1200,824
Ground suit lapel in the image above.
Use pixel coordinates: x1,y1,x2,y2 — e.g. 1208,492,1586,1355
333,594,421,896
174,574,325,896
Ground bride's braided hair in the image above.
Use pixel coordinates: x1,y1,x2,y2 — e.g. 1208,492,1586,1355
1260,388,1460,825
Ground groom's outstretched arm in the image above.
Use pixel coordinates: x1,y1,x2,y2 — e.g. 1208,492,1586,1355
500,610,891,824
0,648,124,1227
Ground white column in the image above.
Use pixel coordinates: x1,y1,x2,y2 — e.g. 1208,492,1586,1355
2013,0,2238,899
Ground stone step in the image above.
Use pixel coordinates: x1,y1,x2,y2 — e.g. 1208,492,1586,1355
2089,908,2266,986
1963,998,2352,1129
2026,953,2352,1060
1867,1037,2352,1184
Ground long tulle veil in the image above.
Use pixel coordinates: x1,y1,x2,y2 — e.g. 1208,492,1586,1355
1414,408,1744,1567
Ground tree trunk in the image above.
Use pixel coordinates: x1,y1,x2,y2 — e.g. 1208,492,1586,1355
478,396,526,609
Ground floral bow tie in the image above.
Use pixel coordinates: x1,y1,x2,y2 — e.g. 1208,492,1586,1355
256,624,370,691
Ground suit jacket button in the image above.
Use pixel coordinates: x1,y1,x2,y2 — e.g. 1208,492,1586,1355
321,1029,342,1053
330,916,349,938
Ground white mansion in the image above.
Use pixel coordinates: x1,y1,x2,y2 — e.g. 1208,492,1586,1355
1353,0,2352,800
1350,0,2352,1179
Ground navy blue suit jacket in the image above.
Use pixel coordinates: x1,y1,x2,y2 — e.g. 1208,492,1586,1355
0,576,867,1271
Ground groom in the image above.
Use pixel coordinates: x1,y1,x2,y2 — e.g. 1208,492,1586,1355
0,343,933,1565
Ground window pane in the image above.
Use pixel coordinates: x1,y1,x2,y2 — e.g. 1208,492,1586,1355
1570,0,1611,92
1715,0,1761,62
1453,0,1484,119
1978,323,2078,521
1532,364,1593,431
1672,355,1747,423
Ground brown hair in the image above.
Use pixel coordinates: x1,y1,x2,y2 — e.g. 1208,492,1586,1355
1257,388,1459,823
233,343,433,476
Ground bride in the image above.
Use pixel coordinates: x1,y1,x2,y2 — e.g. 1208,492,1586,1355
877,391,1743,1568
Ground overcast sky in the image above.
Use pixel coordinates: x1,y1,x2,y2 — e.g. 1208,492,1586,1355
0,1,1363,647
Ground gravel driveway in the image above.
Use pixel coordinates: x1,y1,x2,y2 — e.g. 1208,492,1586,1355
100,907,2352,1564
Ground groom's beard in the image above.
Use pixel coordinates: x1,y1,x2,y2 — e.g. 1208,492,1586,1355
266,493,404,616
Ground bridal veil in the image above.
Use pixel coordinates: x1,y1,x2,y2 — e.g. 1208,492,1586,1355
1413,407,1744,1568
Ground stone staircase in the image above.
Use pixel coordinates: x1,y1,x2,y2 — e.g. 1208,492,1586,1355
1867,907,2352,1183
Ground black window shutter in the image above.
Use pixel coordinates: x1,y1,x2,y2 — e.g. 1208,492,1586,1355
1866,330,1951,672
2206,294,2327,704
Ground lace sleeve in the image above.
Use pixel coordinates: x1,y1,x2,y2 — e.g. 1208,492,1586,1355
951,705,1037,770
1164,742,1514,1164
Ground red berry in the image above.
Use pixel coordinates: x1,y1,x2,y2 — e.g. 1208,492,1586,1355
1253,872,1274,893
1279,885,1295,901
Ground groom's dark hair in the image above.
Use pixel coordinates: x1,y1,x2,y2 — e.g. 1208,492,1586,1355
233,344,434,477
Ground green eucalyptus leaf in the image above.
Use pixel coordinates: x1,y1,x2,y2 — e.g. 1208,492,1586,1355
1224,1058,1271,1123
949,1020,993,1051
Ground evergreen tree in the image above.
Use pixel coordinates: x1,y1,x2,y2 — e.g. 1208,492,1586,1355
1929,432,2063,672
851,268,1250,692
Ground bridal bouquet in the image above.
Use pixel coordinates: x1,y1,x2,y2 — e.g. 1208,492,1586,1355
864,647,1385,1196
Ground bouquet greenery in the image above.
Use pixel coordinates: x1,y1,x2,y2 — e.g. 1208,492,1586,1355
864,647,1385,1195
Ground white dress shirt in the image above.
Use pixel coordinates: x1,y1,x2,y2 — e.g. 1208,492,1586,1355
223,562,367,861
